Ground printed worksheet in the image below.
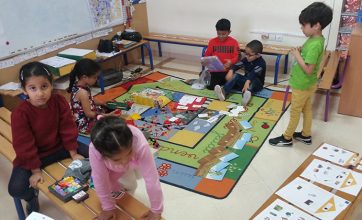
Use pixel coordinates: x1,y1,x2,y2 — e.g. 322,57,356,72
313,143,356,166
253,198,318,220
301,159,362,196
276,177,351,220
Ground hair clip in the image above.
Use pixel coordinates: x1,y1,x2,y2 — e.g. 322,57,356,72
20,70,24,81
43,67,51,76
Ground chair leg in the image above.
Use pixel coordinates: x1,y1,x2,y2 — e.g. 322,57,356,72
282,85,290,111
324,90,330,122
274,55,281,85
14,198,26,220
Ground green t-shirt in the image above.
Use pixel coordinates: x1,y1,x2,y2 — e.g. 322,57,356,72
289,36,325,90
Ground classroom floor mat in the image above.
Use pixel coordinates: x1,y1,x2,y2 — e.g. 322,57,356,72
95,71,291,199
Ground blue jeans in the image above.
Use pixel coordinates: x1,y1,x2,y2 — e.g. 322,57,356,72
223,74,263,95
8,146,88,202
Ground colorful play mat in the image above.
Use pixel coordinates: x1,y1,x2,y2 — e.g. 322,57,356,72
94,71,291,199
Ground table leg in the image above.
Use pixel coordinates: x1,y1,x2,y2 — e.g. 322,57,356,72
143,43,154,70
274,55,281,85
158,41,162,57
284,54,289,74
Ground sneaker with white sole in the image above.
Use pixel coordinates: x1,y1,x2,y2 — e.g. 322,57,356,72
242,90,251,106
214,85,225,101
293,132,312,145
269,135,293,147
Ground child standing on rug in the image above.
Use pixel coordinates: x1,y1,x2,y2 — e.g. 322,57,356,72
214,40,266,105
269,2,333,147
68,58,118,134
89,116,163,220
202,18,240,90
8,62,86,215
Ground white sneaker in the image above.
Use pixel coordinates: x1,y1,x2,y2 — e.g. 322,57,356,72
242,90,251,106
214,85,225,101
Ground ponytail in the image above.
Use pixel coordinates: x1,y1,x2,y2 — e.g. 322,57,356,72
67,67,77,93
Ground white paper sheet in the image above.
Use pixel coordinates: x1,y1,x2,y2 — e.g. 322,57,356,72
313,143,356,166
276,177,351,220
301,159,362,196
40,56,75,68
253,198,318,220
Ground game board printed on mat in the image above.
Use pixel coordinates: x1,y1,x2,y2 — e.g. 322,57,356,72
109,71,290,199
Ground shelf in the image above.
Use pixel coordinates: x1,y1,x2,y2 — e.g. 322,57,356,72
339,26,353,34
341,12,359,16
336,46,349,51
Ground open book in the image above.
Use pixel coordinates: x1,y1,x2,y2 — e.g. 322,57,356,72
201,56,225,72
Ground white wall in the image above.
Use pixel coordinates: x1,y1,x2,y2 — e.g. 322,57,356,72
146,0,342,59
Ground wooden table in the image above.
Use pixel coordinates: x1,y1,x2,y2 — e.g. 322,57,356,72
144,32,292,85
250,143,362,220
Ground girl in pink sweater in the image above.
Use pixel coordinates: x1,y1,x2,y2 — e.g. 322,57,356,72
89,116,163,220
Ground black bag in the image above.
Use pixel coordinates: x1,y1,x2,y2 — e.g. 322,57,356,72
121,31,142,42
97,69,123,87
97,39,114,53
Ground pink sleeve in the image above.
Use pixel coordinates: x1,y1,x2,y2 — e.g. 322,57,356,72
89,144,116,211
132,127,164,214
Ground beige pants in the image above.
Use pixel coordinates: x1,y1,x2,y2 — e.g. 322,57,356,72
284,85,317,140
118,169,141,195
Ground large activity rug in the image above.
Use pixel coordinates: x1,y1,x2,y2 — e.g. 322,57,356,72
95,72,291,199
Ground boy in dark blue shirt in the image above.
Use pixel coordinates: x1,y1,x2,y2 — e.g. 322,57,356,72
214,40,266,106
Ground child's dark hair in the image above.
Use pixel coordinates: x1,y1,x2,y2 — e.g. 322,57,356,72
215,18,231,31
67,58,101,93
91,116,133,157
19,62,53,88
246,40,263,54
299,2,333,30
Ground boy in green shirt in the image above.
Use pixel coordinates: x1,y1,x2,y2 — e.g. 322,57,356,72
269,2,333,147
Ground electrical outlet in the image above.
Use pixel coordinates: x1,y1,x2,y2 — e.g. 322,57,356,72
275,34,283,42
261,33,269,40
269,34,276,41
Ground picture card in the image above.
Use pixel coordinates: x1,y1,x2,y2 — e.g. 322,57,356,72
313,143,356,166
276,177,351,220
240,120,252,129
301,159,362,196
219,152,239,162
253,198,318,220
205,168,227,181
211,161,230,172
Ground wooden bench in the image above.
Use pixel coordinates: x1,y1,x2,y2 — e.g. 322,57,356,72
0,107,158,220
250,143,362,220
282,51,342,122
144,32,292,85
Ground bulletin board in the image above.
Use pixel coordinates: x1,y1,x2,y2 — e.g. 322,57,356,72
0,0,124,60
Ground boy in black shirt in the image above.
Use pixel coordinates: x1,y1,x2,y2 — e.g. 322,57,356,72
214,40,266,105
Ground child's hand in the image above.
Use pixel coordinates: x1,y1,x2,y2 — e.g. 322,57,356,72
93,209,117,220
71,153,84,161
242,80,250,93
106,109,122,117
291,47,301,57
141,210,161,220
29,171,43,188
223,59,232,69
226,70,234,81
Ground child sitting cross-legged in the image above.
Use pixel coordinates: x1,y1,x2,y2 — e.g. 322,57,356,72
214,40,266,106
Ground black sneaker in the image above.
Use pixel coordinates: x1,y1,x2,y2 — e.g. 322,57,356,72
26,189,39,215
269,135,293,147
293,132,312,145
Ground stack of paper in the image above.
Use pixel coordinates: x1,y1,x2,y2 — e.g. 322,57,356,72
58,48,96,61
40,56,76,76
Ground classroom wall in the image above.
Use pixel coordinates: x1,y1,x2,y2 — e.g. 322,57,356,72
146,0,342,59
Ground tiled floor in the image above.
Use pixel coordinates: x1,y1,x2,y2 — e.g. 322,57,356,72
1,55,362,220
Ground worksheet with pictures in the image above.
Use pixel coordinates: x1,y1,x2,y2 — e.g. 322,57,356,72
313,143,356,166
301,159,362,196
276,177,351,220
253,198,318,220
